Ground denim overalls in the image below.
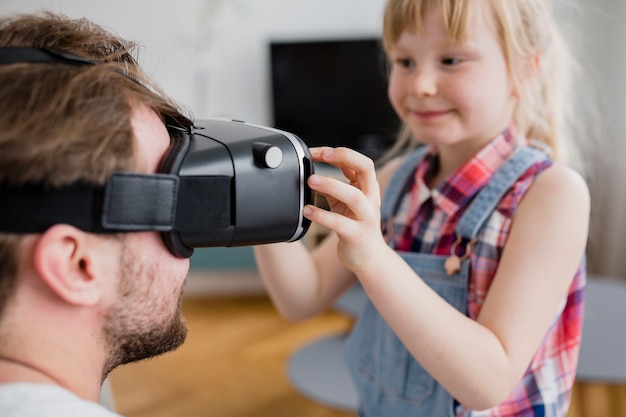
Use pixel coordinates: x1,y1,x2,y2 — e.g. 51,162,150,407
344,145,550,417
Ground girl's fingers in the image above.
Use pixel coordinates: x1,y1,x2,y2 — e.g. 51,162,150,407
302,204,361,238
307,173,373,219
310,147,379,200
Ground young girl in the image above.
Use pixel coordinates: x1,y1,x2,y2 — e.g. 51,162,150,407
254,0,589,415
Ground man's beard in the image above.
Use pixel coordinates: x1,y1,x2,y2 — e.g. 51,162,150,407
101,240,188,378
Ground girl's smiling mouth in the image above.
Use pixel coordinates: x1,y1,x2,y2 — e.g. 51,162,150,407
413,109,453,120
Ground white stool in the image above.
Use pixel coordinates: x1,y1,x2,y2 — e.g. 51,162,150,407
576,276,626,382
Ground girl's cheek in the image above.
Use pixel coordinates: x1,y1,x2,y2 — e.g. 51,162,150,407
388,78,407,115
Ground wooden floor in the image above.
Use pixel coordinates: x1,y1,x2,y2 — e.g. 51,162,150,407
109,296,626,417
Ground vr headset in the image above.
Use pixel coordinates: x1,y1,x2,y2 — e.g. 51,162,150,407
0,47,315,257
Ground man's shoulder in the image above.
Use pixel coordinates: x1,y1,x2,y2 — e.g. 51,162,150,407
0,383,123,417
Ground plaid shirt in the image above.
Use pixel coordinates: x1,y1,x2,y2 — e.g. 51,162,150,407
391,128,586,416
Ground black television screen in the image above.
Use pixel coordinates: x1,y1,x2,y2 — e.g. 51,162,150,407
269,38,401,160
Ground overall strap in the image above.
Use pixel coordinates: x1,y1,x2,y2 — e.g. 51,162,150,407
381,146,429,221
456,146,551,240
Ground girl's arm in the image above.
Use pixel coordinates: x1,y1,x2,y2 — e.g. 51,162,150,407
306,147,590,410
253,233,354,321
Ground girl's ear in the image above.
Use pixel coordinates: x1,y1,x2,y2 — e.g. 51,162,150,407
511,53,541,98
526,52,541,81
32,224,103,306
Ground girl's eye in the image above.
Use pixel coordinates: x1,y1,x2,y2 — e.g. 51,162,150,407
394,58,414,68
442,57,461,66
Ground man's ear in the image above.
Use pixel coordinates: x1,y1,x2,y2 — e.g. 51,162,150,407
32,224,103,306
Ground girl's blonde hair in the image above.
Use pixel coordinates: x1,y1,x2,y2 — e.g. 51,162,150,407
381,0,576,164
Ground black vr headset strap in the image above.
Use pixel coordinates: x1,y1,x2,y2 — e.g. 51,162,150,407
0,173,233,232
0,47,143,86
0,47,99,66
104,174,234,234
0,173,180,234
0,182,105,234
102,173,180,232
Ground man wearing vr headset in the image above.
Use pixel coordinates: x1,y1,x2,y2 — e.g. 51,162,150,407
0,12,194,415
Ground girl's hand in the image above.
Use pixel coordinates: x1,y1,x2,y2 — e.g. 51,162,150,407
304,147,390,272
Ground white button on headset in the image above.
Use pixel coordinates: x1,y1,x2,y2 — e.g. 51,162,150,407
253,142,283,168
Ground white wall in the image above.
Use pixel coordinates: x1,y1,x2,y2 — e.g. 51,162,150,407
1,0,625,279
594,2,626,279
560,0,626,278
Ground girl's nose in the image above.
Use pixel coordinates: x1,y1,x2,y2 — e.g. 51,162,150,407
410,67,437,97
